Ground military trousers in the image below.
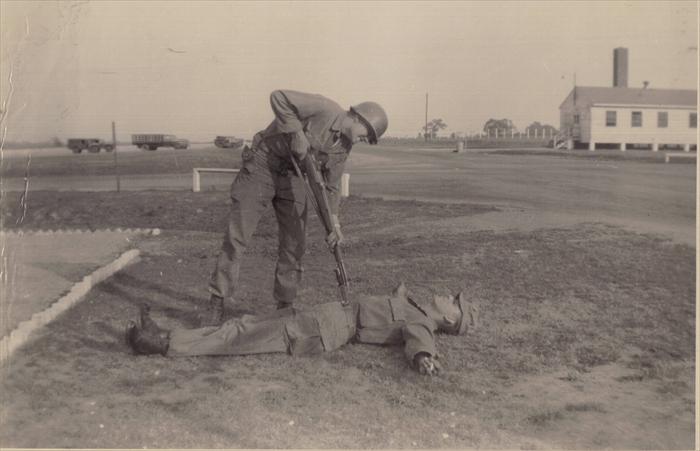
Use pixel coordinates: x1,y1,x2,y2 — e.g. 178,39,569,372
209,145,308,307
168,302,358,357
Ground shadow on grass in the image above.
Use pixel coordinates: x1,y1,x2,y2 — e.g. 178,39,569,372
100,273,204,328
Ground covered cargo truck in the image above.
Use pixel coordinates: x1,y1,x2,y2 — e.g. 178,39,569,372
131,134,189,151
67,138,114,154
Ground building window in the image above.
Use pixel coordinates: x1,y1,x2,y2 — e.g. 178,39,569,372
631,111,642,127
657,112,668,128
691,113,697,128
573,114,580,124
605,111,616,127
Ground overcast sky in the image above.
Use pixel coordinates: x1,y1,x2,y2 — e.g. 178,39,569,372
1,1,697,142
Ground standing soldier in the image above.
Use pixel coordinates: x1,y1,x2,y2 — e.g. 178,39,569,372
203,90,388,326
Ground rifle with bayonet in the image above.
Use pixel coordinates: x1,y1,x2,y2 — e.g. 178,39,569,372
289,152,350,306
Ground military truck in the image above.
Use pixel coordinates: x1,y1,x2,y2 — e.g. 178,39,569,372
214,135,245,149
67,138,114,154
131,134,189,151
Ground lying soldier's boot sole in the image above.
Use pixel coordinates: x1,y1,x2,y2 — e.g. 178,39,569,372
125,320,138,352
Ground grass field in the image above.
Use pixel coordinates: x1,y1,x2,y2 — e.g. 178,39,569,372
0,189,694,449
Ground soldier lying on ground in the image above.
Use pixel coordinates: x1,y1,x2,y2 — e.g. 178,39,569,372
126,283,479,376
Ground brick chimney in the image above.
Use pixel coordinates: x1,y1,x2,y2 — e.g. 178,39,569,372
613,47,628,88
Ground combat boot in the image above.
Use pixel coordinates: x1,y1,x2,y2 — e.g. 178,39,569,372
199,294,224,327
125,305,170,356
276,300,293,311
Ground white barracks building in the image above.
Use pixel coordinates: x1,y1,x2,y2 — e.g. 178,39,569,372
559,48,697,151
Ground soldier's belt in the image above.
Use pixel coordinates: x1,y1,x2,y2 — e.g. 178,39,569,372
243,145,296,176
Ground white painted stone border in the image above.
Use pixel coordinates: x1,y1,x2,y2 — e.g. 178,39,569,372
0,227,161,237
0,229,157,365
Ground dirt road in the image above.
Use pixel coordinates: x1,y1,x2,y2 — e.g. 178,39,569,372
347,148,696,246
4,145,695,245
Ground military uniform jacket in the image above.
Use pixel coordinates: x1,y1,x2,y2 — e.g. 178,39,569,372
354,294,440,362
254,90,349,214
278,293,440,363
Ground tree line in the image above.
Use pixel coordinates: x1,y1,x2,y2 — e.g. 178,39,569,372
420,118,557,140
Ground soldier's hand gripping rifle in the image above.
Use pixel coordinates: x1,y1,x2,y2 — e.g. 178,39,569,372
289,153,350,306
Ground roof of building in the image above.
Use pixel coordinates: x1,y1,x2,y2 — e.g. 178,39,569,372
562,86,697,108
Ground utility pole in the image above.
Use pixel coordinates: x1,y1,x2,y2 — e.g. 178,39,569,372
112,121,120,192
424,93,428,142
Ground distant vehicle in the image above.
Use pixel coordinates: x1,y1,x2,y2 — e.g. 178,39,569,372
214,136,245,149
131,134,189,151
67,138,114,154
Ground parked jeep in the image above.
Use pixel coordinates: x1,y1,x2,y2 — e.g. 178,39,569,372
214,135,245,149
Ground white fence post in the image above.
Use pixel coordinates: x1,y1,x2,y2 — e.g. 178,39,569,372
193,169,201,192
341,173,350,197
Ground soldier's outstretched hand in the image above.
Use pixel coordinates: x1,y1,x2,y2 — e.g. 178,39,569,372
326,227,344,249
415,353,442,376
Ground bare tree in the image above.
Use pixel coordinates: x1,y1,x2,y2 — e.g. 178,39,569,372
422,118,448,140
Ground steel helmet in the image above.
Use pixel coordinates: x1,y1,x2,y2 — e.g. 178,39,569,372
350,101,388,144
